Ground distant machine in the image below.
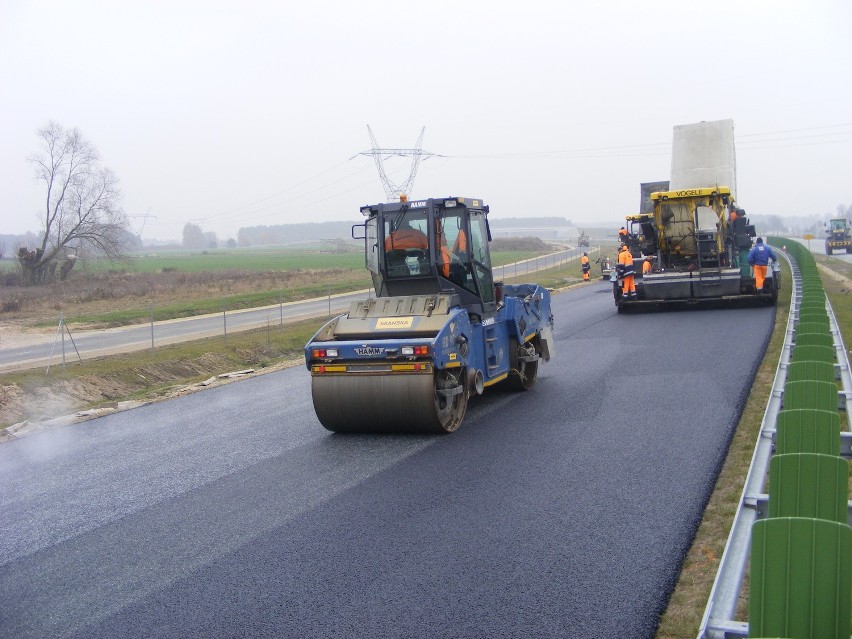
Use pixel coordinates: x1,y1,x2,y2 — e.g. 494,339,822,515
825,218,852,255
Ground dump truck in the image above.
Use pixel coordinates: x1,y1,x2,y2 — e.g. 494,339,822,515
305,196,554,434
612,120,779,312
825,218,852,255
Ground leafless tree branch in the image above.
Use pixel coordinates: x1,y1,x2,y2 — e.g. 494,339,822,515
19,122,130,284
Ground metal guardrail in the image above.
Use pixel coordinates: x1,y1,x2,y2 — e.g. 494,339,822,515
697,248,852,638
492,246,593,281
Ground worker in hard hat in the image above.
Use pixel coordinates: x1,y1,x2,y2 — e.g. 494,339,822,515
617,243,636,298
580,252,590,281
747,237,777,292
618,226,628,241
642,255,653,275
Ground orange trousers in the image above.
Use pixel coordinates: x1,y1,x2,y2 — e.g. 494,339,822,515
753,265,767,291
621,275,635,296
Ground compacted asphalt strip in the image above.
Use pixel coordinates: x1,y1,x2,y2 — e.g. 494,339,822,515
0,280,776,638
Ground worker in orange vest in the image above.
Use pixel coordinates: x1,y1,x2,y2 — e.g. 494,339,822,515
580,252,590,281
642,255,653,275
618,226,628,241
617,244,636,298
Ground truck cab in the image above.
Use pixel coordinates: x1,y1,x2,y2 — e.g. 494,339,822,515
358,197,496,314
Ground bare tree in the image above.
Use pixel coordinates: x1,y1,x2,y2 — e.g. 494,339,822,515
18,122,131,285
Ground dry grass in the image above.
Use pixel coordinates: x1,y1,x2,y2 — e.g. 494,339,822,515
0,268,369,327
0,318,318,430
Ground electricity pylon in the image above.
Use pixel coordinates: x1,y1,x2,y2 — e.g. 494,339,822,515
357,125,436,201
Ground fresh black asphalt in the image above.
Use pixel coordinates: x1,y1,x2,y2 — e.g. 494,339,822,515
0,280,776,638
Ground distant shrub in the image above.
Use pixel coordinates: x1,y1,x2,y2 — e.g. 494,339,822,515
1,297,21,312
1,271,22,286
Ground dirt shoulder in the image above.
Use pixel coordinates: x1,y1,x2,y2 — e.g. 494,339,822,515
0,353,304,444
0,319,56,349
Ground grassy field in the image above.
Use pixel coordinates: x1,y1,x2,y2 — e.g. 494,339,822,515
1,244,552,329
4,246,546,275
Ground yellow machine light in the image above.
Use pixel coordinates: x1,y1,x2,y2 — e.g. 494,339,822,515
444,199,457,208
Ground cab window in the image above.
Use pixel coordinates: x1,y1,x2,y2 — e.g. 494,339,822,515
383,209,432,277
469,211,494,303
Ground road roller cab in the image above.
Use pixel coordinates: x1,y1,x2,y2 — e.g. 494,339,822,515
305,196,554,434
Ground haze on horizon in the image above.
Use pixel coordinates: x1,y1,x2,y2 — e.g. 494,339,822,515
1,0,850,243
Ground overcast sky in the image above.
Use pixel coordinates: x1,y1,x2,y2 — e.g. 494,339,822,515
2,0,850,242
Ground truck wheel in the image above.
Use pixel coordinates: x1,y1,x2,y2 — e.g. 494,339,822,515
433,369,468,432
506,337,538,391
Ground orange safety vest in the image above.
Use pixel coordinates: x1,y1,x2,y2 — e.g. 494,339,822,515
618,248,635,276
453,229,468,254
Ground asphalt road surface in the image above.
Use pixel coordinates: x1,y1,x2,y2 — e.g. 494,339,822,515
0,280,776,638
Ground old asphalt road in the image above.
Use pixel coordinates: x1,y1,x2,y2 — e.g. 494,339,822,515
0,280,775,638
0,290,373,372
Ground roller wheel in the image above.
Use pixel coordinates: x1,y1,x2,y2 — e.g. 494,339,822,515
311,369,467,434
506,337,539,391
433,370,468,432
